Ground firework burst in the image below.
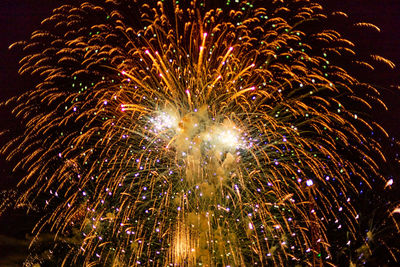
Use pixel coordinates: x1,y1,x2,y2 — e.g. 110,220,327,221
2,0,398,266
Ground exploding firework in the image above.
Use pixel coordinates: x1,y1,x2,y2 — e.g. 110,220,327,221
2,0,398,266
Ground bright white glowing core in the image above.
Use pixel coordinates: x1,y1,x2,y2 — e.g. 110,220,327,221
151,112,179,131
150,109,244,152
216,128,241,149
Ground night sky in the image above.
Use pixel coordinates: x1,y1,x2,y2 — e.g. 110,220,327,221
0,0,399,265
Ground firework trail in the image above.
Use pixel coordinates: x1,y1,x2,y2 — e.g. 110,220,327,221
2,0,398,265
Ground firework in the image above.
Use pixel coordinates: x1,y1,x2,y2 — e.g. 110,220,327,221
3,0,398,266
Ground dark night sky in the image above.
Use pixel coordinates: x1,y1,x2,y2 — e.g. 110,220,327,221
0,0,399,135
0,0,399,265
1,0,397,183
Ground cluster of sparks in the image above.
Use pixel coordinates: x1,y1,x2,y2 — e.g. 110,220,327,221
2,0,399,266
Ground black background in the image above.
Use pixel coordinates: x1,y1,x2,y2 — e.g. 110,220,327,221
0,0,399,265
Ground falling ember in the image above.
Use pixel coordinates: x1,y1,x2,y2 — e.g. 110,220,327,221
392,206,400,215
249,222,254,230
385,178,394,189
170,219,197,266
2,0,399,266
